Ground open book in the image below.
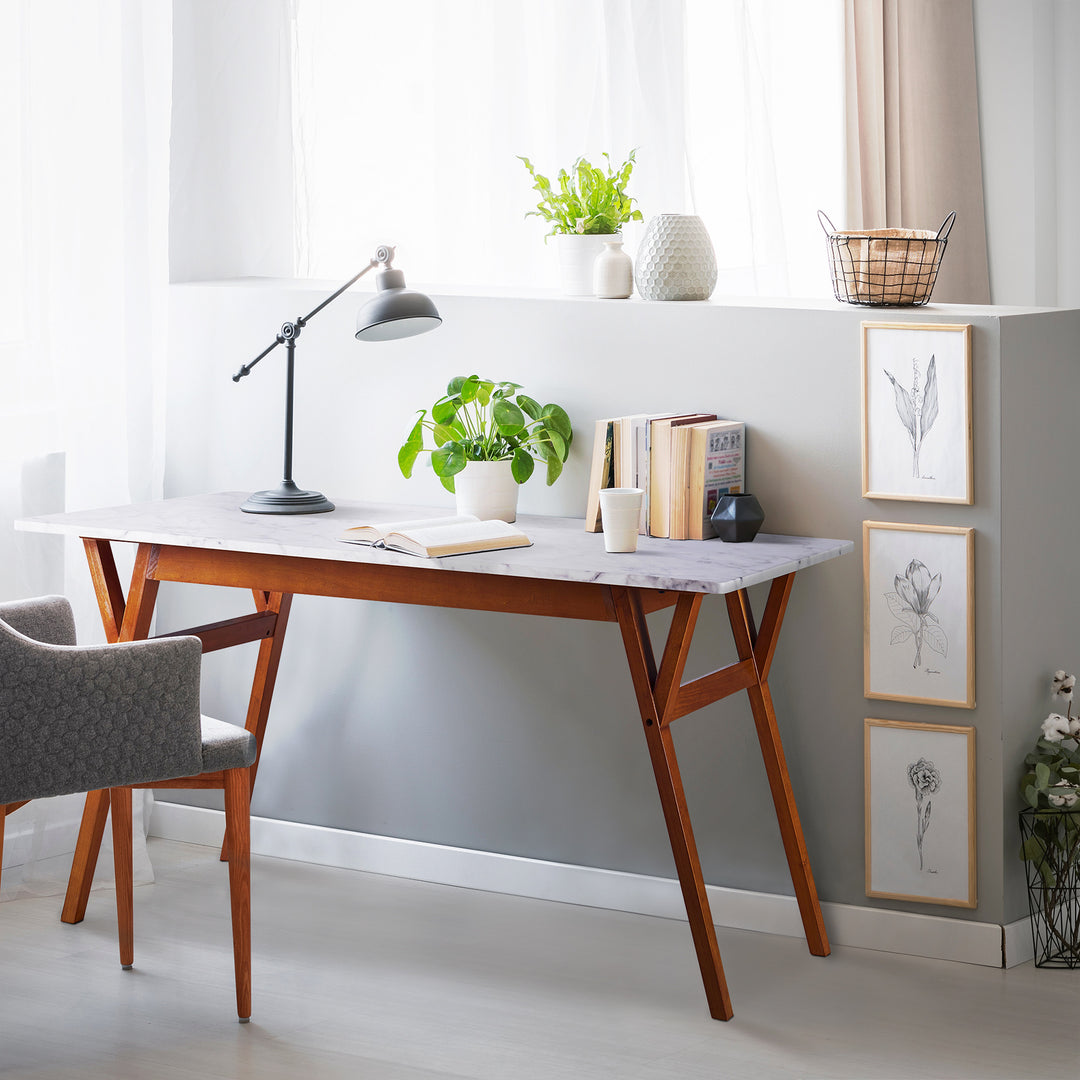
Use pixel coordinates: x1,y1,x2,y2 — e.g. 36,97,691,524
339,514,531,558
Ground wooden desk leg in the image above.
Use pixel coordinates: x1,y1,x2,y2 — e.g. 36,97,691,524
63,541,160,924
612,588,734,1022
220,589,292,862
726,578,830,957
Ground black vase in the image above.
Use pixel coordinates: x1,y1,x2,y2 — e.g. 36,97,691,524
710,493,765,543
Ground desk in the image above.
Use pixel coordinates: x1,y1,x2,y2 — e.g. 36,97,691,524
17,492,852,1020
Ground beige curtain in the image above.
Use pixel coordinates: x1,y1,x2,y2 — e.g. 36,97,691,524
845,0,990,303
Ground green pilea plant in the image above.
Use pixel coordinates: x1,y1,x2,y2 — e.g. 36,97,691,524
518,150,643,238
399,376,573,493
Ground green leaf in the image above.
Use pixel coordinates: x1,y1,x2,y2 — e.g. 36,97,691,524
516,394,541,420
541,404,572,440
439,472,456,494
446,376,466,396
431,442,466,477
1024,784,1040,809
493,399,525,434
460,375,480,404
510,448,534,483
432,424,456,447
432,398,459,426
1037,762,1052,789
545,451,564,486
398,441,420,479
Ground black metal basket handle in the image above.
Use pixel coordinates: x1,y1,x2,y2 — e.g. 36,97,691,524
936,211,957,241
817,210,838,236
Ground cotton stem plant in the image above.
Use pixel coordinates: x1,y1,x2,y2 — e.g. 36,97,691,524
1019,670,1080,962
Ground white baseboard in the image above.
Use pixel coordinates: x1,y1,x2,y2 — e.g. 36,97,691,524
150,800,1008,969
1002,917,1034,967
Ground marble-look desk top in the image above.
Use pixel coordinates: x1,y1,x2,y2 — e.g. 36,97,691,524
16,492,853,596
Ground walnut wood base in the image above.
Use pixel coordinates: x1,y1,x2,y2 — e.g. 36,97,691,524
60,538,829,1022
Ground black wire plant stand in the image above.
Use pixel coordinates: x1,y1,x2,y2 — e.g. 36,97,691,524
819,210,955,307
1019,807,1080,968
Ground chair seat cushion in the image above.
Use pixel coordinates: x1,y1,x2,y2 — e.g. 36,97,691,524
200,715,257,773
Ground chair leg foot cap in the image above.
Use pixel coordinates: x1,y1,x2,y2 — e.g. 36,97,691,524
121,964,133,971
238,1017,250,1024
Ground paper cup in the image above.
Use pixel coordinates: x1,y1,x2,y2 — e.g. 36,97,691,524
599,488,644,553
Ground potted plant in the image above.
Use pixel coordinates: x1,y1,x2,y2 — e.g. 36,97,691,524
398,375,573,522
1019,669,1080,966
518,151,643,296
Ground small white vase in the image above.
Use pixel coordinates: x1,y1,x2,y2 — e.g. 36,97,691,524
593,239,633,299
555,232,618,296
635,214,718,301
454,459,520,522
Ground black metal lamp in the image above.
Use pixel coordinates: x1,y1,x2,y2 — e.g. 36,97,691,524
232,245,441,514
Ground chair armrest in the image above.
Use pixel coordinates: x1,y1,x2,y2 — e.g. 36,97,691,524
0,595,77,646
0,627,206,803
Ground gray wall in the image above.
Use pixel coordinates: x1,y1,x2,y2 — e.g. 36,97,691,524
160,284,1078,926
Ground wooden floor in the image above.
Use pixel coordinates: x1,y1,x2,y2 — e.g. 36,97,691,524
1,838,1076,1079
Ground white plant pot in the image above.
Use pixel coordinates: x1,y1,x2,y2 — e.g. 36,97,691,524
454,459,520,522
555,233,618,296
635,214,717,301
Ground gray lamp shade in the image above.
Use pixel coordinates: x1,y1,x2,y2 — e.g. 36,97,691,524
356,267,442,341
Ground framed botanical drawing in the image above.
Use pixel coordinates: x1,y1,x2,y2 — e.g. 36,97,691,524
863,521,975,708
865,718,976,907
861,322,972,503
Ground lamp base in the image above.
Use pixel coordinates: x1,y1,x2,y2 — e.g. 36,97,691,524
240,481,335,515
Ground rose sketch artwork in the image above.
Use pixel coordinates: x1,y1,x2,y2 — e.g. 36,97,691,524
908,757,941,871
884,354,938,479
886,558,948,670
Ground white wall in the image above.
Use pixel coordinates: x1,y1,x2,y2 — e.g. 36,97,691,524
158,283,1077,927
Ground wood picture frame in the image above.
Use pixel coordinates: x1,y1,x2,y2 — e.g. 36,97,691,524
865,718,976,908
861,322,973,504
863,521,975,708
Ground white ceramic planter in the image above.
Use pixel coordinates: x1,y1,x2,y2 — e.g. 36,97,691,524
555,232,618,296
454,459,520,522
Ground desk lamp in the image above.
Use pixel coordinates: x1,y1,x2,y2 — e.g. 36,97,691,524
232,245,441,514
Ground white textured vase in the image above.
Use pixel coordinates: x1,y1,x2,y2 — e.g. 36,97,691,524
454,459,520,522
555,233,617,296
635,214,718,301
593,239,634,299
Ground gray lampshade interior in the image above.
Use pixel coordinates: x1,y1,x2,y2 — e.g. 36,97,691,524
356,288,442,342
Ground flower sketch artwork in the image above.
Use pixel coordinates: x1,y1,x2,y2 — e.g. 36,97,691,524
908,757,941,871
866,719,975,907
885,354,938,479
862,323,972,503
887,558,948,669
864,522,974,708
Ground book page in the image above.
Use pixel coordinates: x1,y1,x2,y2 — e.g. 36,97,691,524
382,518,531,557
340,514,478,544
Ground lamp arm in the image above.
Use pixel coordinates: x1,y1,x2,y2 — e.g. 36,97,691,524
231,247,393,382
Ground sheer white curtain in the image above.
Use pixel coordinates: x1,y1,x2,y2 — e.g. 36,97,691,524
0,0,171,898
290,0,844,297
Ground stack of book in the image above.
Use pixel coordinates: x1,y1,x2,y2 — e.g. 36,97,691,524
585,413,745,540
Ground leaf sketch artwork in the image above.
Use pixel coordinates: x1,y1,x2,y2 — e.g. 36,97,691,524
886,558,948,669
861,323,972,504
908,757,941,871
884,354,939,479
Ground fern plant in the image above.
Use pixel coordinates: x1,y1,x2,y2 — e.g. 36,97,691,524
518,151,643,239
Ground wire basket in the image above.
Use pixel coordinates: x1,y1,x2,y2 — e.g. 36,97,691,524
819,210,955,307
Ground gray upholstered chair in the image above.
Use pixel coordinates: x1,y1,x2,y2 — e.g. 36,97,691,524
0,595,256,1021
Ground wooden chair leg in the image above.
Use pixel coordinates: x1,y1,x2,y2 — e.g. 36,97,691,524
109,788,134,969
223,768,252,1022
62,790,111,924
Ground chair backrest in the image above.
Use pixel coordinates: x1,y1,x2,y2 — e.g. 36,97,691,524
0,596,205,804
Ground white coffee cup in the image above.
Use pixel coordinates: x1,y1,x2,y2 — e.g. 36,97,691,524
599,488,644,553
